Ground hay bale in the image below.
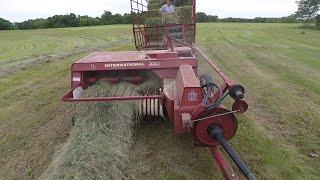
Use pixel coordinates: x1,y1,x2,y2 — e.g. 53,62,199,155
144,16,165,44
148,0,166,10
176,6,193,24
144,27,165,46
163,14,179,24
40,76,162,179
148,3,164,10
145,14,179,26
142,10,162,19
145,17,165,26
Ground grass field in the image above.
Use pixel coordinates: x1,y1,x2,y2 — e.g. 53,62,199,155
0,23,319,179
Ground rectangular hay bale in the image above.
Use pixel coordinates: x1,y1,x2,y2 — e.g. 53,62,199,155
176,6,193,24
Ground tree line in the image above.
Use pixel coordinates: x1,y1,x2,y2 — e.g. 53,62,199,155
0,12,305,30
196,13,304,23
0,2,319,31
0,11,131,30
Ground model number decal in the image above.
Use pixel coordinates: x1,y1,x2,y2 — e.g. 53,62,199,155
73,77,81,82
149,62,160,67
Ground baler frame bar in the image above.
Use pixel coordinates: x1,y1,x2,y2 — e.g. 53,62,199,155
63,84,164,102
171,38,236,87
210,146,238,180
193,44,236,86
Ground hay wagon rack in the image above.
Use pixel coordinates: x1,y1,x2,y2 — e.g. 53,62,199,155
63,0,256,179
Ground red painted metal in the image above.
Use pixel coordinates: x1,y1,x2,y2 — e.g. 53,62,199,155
70,51,186,85
171,39,237,92
175,65,203,107
63,49,198,101
191,105,238,146
62,1,251,178
232,100,249,114
62,44,249,179
63,84,163,102
210,146,239,180
172,65,204,134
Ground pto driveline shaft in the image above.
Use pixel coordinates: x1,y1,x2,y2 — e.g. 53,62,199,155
208,125,256,180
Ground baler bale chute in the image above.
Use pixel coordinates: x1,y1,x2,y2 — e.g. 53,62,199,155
62,0,256,179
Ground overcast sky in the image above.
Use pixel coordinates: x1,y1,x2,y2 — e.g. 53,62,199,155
1,0,298,22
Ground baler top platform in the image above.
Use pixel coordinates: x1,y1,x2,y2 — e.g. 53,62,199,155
76,52,147,63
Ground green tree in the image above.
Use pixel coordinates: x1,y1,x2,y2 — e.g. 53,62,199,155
296,0,320,20
196,12,208,22
122,13,131,24
111,13,123,24
101,11,113,25
317,15,320,26
196,12,218,23
16,18,48,29
78,16,101,26
0,18,14,30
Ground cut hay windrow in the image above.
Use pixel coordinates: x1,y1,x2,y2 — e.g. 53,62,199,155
40,77,161,179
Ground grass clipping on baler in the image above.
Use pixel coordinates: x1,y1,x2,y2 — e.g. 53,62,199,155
40,79,160,179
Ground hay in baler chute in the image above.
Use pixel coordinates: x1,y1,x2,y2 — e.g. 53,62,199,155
40,75,162,179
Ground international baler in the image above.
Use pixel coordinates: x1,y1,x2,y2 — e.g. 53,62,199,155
63,0,256,179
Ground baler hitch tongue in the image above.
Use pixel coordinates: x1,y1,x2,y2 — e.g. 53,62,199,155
208,125,256,180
